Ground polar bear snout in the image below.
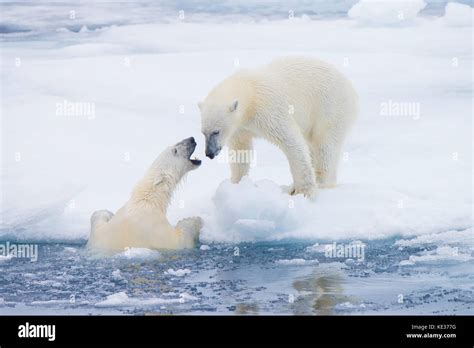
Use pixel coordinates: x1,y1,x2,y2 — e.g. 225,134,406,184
205,132,222,159
174,137,201,167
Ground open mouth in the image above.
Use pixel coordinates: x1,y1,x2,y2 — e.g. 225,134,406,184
188,144,202,166
190,157,201,166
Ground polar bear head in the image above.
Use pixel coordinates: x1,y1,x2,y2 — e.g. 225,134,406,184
128,137,201,213
146,137,201,191
199,73,255,159
156,136,201,175
199,98,240,159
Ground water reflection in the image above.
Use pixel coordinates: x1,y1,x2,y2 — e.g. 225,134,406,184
291,268,350,315
235,303,260,315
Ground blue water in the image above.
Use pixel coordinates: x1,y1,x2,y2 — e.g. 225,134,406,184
0,0,471,40
0,239,472,315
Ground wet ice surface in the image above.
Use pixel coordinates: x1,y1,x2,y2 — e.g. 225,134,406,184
1,234,472,315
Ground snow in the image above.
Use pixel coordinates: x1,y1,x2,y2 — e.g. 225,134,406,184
63,247,78,253
95,291,197,307
399,246,472,266
348,0,426,25
305,243,327,253
336,301,366,309
395,228,473,247
32,280,62,288
0,255,14,262
276,258,319,265
396,228,473,266
442,2,474,27
0,2,472,247
112,248,162,261
164,268,192,277
179,293,199,301
31,299,73,306
111,269,127,282
201,177,470,242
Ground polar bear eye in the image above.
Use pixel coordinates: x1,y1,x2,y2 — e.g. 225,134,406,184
211,131,220,136
172,148,178,155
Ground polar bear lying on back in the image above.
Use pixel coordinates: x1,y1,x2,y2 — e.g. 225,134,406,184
87,137,203,254
199,56,358,198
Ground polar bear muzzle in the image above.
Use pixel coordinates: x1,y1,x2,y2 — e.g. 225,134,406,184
177,137,201,167
205,131,222,159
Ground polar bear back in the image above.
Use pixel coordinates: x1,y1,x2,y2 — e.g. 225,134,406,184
254,57,358,138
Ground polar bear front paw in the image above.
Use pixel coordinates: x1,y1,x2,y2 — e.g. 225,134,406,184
280,184,293,195
177,216,203,231
289,183,317,199
176,216,203,246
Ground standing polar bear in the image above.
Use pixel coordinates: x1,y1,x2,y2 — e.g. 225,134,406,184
87,137,203,254
199,57,358,197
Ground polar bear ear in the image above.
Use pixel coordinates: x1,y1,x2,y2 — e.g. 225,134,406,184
228,99,238,113
197,101,203,111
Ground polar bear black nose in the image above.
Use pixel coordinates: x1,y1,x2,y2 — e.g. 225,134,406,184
185,137,196,144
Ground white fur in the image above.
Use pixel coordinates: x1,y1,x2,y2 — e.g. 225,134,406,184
87,139,202,254
200,56,358,197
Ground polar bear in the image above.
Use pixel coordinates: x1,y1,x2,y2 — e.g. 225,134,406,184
87,137,203,254
199,56,358,197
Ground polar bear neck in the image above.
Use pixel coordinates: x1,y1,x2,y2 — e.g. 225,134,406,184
129,172,181,213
